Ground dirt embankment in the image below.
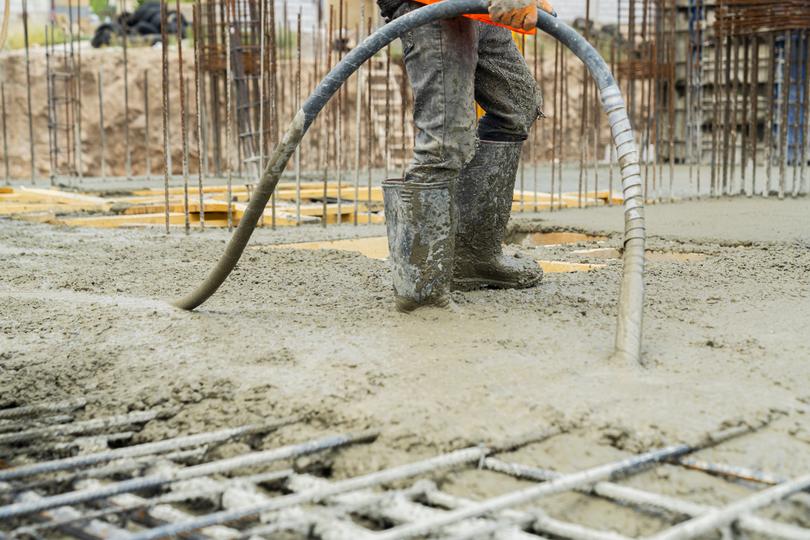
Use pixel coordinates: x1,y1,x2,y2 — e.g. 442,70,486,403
1,44,196,178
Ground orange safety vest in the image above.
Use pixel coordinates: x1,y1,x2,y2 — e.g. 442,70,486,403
412,0,537,35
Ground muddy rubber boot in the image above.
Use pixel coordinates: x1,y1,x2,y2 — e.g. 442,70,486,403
453,140,543,291
382,179,455,312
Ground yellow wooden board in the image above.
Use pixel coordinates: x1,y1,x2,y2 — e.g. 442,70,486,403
19,187,109,206
130,182,327,197
262,236,607,273
0,203,74,215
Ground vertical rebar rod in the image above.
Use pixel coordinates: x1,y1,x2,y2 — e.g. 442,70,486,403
225,0,234,231
75,0,83,183
578,0,590,208
322,5,333,229
533,32,540,211
550,40,559,211
666,0,675,201
750,37,759,197
790,31,807,197
183,78,192,229
45,26,55,185
161,0,171,233
779,30,791,199
400,55,407,179
557,47,560,209
799,30,810,194
765,33,776,197
1,83,8,185
711,30,721,197
97,70,107,182
352,14,363,225
295,9,302,226
366,15,373,225
729,36,740,194
174,0,190,232
144,71,152,181
123,0,132,180
336,0,344,225
740,36,750,195
695,0,704,196
609,15,618,204
194,3,205,229
519,33,526,213
269,0,277,229
686,0,695,195
384,44,391,181
23,0,35,184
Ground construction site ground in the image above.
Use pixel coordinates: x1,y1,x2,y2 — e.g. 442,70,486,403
1,193,809,533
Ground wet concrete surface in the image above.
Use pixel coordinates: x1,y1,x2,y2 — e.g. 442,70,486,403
0,196,808,533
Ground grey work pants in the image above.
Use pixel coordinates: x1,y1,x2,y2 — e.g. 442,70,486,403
394,1,543,185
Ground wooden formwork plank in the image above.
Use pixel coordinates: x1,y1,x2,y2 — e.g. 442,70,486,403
263,236,609,274
537,260,606,273
129,182,327,197
0,203,76,215
121,199,232,216
19,187,109,206
0,186,13,194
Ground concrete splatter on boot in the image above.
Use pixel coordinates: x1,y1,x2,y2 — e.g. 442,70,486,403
383,179,455,312
453,140,543,291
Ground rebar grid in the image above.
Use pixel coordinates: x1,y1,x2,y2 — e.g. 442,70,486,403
1,401,808,540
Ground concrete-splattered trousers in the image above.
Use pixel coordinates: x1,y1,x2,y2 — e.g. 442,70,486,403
392,1,544,185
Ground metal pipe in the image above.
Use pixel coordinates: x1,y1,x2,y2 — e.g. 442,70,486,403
171,0,647,365
648,473,810,540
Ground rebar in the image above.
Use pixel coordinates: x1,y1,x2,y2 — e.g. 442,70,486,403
649,473,810,540
1,83,8,185
144,70,152,181
0,410,161,446
97,71,107,182
22,0,35,184
0,430,377,520
161,0,171,232
123,445,486,540
0,418,296,482
373,425,755,539
484,458,809,540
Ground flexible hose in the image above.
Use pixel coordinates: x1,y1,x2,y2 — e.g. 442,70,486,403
173,0,646,365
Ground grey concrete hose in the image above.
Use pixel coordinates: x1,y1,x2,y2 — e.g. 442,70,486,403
173,0,647,365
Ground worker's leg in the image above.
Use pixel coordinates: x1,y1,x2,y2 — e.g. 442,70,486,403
383,2,479,311
475,24,544,142
453,24,545,290
398,2,479,184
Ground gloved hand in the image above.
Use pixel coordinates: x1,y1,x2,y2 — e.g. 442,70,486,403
536,0,557,17
488,0,537,31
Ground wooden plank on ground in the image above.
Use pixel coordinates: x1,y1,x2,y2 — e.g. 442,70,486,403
19,187,108,206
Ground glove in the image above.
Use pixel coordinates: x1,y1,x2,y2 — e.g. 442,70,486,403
488,0,537,31
537,0,557,17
